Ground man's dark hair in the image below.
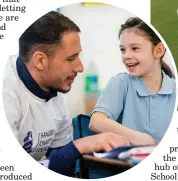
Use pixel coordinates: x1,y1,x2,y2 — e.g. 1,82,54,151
19,11,80,62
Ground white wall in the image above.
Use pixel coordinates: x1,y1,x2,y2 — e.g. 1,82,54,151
60,4,132,119
61,4,131,89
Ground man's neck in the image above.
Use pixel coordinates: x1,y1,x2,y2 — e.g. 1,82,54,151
25,62,50,92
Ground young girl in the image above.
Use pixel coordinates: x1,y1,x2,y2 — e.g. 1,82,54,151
89,17,176,145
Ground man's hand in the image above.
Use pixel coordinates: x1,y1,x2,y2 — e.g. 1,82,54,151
73,132,129,154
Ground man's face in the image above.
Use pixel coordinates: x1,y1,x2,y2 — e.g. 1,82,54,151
42,32,83,93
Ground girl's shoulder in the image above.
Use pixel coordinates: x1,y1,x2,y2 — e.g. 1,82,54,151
114,72,131,82
161,71,176,94
114,72,138,86
109,72,134,92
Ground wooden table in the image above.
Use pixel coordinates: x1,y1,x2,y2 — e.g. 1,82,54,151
79,155,135,178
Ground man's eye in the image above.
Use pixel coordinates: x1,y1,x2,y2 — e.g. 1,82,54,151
67,57,75,61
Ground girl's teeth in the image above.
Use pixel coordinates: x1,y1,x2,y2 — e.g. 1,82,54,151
127,63,138,67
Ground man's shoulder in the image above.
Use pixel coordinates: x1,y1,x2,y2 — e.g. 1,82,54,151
56,92,67,104
3,55,20,91
55,93,69,112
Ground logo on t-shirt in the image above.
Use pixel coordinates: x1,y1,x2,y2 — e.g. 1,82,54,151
23,130,55,154
23,131,33,153
35,130,55,153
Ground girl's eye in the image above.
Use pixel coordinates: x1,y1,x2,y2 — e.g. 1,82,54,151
132,47,139,51
120,48,125,52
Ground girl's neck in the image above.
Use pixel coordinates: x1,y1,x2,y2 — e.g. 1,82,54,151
141,69,162,94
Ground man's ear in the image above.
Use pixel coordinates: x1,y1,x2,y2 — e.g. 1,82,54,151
32,51,48,70
153,43,166,59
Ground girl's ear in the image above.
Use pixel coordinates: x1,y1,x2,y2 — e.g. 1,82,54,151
153,43,166,59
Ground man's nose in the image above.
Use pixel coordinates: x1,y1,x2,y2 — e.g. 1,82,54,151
74,57,84,73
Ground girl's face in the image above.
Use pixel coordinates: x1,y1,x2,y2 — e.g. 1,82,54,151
120,28,161,77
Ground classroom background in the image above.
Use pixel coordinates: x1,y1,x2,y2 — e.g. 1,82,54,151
8,2,175,121
59,3,175,120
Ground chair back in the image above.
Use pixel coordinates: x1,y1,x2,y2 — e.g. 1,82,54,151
72,114,111,179
72,114,94,140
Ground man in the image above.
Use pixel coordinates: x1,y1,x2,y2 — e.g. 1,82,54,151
2,11,129,176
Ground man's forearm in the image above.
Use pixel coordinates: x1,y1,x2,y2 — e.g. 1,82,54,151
48,141,81,174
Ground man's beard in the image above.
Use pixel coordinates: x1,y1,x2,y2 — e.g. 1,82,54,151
49,86,71,94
